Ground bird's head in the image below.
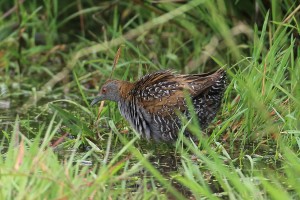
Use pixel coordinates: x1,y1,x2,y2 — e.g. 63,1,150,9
90,80,122,106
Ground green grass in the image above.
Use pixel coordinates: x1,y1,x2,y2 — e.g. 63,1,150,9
0,0,300,199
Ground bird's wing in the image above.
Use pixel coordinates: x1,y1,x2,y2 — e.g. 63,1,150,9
130,69,226,116
130,70,184,116
181,69,226,97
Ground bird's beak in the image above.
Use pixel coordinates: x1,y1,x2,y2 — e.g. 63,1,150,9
90,96,104,106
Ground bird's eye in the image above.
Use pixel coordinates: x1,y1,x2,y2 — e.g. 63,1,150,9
102,87,107,94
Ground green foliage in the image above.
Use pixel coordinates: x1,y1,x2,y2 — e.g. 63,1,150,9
0,0,299,199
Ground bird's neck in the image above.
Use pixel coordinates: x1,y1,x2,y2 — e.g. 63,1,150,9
118,80,135,100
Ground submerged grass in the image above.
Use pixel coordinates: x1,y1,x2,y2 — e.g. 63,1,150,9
0,0,299,199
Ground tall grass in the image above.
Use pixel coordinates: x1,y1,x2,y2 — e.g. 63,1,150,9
0,0,299,199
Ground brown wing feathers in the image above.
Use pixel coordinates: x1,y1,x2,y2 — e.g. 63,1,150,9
130,69,225,116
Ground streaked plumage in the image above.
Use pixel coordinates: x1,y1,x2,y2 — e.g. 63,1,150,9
91,69,226,142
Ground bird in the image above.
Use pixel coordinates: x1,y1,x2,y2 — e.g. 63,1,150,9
91,69,226,142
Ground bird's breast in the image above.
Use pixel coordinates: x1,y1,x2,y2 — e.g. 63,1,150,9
118,100,152,139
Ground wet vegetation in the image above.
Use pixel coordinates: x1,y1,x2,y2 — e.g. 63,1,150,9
0,0,300,199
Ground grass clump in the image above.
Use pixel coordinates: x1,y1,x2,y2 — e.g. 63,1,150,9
0,0,299,199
